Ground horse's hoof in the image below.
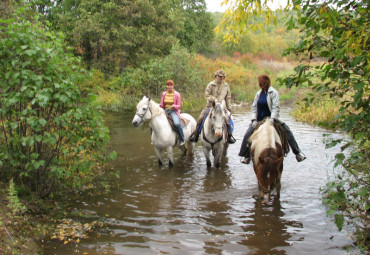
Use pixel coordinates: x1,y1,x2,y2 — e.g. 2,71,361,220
158,159,163,166
169,161,174,168
206,161,211,168
215,163,220,169
262,199,269,204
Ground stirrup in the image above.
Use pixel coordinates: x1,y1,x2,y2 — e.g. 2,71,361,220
228,135,236,144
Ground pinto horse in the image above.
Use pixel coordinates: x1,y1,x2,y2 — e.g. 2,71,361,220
132,96,197,167
249,118,284,203
200,100,229,168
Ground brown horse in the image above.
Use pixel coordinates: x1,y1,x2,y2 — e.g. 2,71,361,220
249,119,285,204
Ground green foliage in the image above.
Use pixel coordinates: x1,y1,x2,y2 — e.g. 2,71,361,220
0,7,110,198
6,179,27,218
175,0,214,54
30,0,214,74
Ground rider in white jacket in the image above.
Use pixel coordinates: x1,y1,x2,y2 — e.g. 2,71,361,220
239,75,306,164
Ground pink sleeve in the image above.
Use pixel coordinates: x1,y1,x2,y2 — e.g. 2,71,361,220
172,91,182,111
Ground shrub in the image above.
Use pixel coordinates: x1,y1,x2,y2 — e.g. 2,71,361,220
0,9,110,198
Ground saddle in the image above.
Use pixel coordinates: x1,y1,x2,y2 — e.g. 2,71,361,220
165,112,190,130
253,119,290,156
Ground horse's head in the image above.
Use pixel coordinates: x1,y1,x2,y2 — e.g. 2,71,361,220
132,96,152,127
209,100,225,138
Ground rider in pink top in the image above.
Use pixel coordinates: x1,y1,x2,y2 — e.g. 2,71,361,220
159,80,185,146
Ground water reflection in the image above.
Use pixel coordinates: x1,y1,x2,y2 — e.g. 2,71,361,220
240,198,303,255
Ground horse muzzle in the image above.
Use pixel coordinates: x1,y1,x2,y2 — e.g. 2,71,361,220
132,117,143,127
215,131,223,138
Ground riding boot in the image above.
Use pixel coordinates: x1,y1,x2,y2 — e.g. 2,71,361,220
241,143,251,164
226,124,236,144
189,123,201,143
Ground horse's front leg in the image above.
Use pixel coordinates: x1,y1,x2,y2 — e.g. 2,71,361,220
166,146,174,167
154,146,163,166
260,191,271,204
202,145,211,168
213,144,223,169
275,179,281,198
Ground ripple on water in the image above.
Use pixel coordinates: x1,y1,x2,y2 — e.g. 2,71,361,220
40,109,354,255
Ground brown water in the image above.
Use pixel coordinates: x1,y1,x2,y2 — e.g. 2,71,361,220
41,106,353,254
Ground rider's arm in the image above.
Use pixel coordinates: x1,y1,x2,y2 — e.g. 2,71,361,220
269,89,280,121
171,91,182,111
251,91,260,121
205,83,216,105
225,85,232,112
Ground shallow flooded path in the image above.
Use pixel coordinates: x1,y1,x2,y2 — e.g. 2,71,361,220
41,106,353,254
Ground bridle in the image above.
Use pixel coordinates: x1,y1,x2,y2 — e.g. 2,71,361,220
202,110,225,156
135,101,152,123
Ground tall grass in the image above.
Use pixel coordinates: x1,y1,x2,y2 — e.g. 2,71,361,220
292,94,341,128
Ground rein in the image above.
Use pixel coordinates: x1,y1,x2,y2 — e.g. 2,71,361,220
202,131,223,156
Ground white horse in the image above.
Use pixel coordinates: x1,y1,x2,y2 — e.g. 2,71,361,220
132,96,196,167
200,101,229,168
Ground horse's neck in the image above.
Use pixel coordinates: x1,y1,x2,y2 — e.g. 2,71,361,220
149,107,171,135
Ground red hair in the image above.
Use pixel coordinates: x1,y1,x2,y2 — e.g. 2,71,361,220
166,80,174,86
258,75,271,88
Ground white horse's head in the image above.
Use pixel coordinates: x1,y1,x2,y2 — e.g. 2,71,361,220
132,96,152,127
210,100,225,138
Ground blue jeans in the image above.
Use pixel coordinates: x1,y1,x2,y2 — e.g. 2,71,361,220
166,109,185,141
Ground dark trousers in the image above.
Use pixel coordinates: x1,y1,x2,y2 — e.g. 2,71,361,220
238,122,301,157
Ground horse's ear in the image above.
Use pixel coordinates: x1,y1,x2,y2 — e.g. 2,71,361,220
212,100,216,108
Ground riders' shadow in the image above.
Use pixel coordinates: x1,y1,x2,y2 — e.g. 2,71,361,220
239,198,303,255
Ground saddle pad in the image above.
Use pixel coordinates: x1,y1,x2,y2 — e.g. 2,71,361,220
180,117,190,127
165,112,190,129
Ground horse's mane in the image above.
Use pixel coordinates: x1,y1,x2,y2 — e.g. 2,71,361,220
137,97,164,116
214,102,224,115
148,99,164,116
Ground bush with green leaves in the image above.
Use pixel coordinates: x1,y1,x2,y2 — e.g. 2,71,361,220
0,8,110,198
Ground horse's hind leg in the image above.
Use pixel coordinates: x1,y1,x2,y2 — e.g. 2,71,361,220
180,144,187,156
185,141,194,155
